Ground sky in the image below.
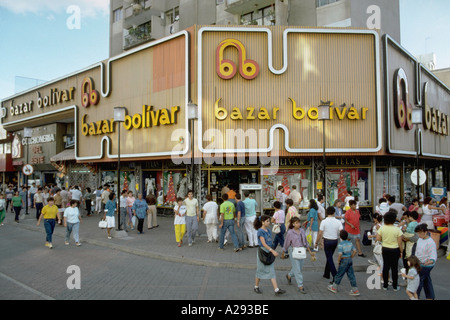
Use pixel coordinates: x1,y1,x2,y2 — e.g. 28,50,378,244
0,0,449,101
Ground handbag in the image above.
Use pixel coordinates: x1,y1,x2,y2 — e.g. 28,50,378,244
362,230,372,246
98,219,107,229
292,247,307,260
258,247,276,265
131,215,137,227
373,242,382,255
272,223,281,234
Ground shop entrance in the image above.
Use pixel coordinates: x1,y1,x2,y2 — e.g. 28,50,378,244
208,169,259,202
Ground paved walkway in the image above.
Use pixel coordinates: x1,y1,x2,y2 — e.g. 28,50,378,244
4,207,379,273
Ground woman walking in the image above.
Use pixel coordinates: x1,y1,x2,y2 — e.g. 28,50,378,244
12,191,22,223
376,209,403,291
37,197,61,249
146,195,158,229
414,223,438,300
132,193,148,234
104,193,116,239
306,199,320,251
64,200,82,246
282,216,312,294
83,187,93,216
271,201,286,251
126,191,136,229
253,215,285,296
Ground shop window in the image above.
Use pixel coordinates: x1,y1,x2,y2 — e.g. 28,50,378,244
240,5,275,26
161,171,187,206
262,169,312,210
209,169,259,203
101,171,137,196
376,167,400,203
327,169,371,207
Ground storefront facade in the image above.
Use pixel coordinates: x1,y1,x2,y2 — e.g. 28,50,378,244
1,26,448,212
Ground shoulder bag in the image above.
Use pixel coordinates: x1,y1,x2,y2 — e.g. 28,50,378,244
292,247,307,260
258,247,276,265
272,223,281,234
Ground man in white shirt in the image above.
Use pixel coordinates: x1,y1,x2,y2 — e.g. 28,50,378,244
29,183,37,208
70,186,83,202
184,190,199,246
315,206,343,281
289,185,302,209
317,194,326,221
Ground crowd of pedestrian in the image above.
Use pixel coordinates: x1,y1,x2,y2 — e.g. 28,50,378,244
1,181,448,300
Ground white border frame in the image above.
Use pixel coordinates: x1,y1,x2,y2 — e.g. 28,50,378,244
197,26,382,154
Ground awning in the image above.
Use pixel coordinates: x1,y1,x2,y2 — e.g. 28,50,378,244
50,149,75,162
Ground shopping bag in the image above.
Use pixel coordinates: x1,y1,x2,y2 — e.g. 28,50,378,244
131,215,137,227
98,219,107,229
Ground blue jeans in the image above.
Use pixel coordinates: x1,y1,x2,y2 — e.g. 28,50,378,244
334,257,357,288
35,202,43,220
272,223,286,251
66,222,80,243
417,265,435,300
44,219,56,243
288,247,305,287
323,239,338,279
236,216,246,248
219,219,239,249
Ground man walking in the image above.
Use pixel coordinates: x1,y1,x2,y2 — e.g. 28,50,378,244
344,200,366,257
243,191,258,248
34,187,44,221
289,185,302,210
218,193,240,252
184,190,199,247
315,207,343,282
235,193,246,250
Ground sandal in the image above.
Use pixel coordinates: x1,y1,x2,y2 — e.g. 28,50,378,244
286,274,292,285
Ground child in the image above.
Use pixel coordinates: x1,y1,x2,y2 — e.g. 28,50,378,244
328,230,360,296
174,197,187,247
401,255,421,300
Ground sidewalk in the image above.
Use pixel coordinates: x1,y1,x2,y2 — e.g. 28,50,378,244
6,208,377,272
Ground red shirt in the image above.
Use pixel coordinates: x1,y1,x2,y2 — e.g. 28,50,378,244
344,208,360,235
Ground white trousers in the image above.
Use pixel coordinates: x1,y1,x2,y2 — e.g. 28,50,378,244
244,215,258,246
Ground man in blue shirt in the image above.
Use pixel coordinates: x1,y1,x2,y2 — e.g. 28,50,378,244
328,230,360,296
243,191,258,248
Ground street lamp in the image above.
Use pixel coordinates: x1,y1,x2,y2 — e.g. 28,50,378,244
114,107,127,231
23,127,33,216
318,102,331,207
187,101,198,195
412,107,422,201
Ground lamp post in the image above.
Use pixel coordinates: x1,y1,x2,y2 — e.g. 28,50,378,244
114,107,127,231
187,101,198,195
412,108,422,201
23,127,33,216
318,103,331,207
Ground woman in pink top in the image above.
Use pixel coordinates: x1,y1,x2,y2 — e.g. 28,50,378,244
126,191,136,229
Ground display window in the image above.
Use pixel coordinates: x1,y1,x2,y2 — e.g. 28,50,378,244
262,169,312,210
327,169,371,207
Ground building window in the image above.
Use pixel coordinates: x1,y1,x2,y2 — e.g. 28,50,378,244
240,5,275,26
113,7,123,22
317,0,340,7
165,6,180,25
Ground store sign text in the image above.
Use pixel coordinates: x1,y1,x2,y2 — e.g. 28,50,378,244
214,98,368,121
81,105,180,137
394,68,448,136
8,87,76,117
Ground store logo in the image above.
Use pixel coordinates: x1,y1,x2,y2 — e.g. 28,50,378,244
81,77,100,108
393,68,413,130
216,39,259,80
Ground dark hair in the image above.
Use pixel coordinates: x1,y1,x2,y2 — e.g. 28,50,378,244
373,213,383,223
69,199,78,206
411,198,419,204
109,193,115,200
244,191,250,198
254,215,270,230
222,193,229,201
378,198,387,204
176,197,184,203
440,197,448,205
146,195,156,205
235,193,241,200
273,201,282,209
347,190,352,195
340,230,349,240
383,210,397,225
317,194,324,202
326,206,335,216
47,197,54,202
205,194,212,201
288,216,301,229
408,211,419,220
309,199,318,210
285,198,293,206
38,187,43,191
334,199,342,206
407,255,422,274
278,186,284,191
414,223,428,233
349,200,357,206
121,189,127,195
86,187,91,193
388,196,396,203
423,197,433,205
187,190,194,195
